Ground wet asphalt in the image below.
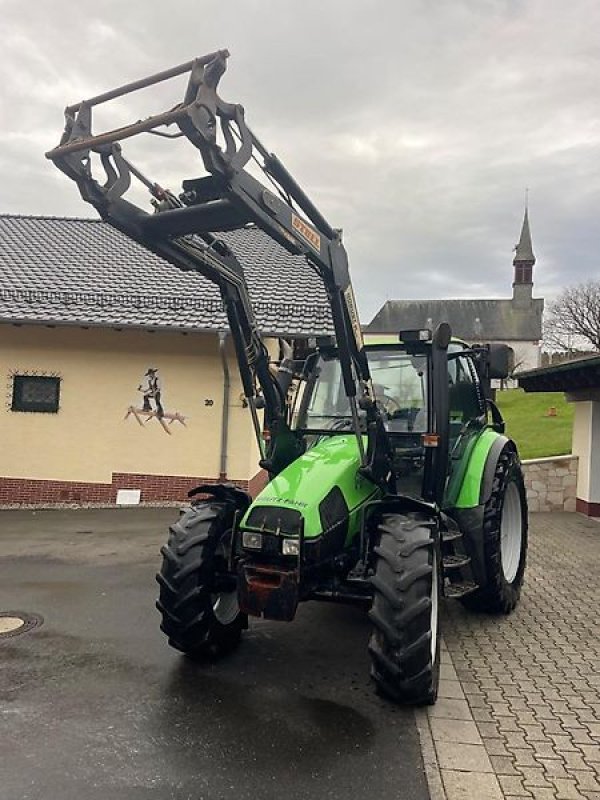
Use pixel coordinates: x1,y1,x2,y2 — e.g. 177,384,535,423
0,508,430,800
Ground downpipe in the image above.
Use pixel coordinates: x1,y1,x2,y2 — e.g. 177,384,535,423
218,331,230,480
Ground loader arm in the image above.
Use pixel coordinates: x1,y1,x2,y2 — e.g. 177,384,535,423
45,50,390,483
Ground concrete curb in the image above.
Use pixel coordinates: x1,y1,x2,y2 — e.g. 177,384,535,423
415,704,446,800
415,638,505,800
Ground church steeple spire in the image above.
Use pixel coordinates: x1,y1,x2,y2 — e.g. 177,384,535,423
514,207,536,267
512,205,535,304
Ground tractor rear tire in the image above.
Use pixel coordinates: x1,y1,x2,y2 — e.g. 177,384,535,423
368,512,441,705
461,446,528,614
156,501,246,658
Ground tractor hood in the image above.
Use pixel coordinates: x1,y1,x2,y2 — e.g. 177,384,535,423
241,435,379,540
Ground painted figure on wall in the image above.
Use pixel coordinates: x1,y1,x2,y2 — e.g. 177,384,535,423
125,367,186,435
139,368,164,419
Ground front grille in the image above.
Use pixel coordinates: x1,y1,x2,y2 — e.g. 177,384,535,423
319,487,348,532
245,506,302,536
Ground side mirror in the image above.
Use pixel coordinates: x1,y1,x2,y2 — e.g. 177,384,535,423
485,344,514,380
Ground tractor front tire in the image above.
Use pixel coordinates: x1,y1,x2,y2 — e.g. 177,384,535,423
461,446,528,614
156,501,246,658
368,512,441,705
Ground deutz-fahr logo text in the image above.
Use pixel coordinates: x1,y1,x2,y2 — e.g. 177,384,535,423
259,496,308,509
292,213,321,252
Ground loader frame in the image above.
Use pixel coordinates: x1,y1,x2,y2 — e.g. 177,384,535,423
46,50,391,484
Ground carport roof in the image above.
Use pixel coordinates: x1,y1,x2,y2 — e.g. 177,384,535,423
517,355,600,392
0,214,333,337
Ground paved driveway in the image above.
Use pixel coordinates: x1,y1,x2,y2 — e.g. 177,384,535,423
420,512,600,800
0,508,430,800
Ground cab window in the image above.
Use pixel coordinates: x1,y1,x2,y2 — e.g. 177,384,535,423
448,354,483,442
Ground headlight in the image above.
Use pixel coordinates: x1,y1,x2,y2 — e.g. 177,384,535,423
242,531,263,550
282,538,300,556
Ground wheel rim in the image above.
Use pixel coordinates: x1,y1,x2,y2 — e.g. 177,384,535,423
211,591,240,626
430,550,439,664
211,535,239,626
501,481,522,583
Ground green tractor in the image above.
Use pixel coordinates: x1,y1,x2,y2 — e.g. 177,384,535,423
47,50,527,704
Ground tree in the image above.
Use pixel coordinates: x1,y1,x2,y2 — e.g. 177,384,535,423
545,280,600,353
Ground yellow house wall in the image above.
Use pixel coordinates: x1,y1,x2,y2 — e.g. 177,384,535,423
571,400,600,505
0,324,262,485
572,402,593,501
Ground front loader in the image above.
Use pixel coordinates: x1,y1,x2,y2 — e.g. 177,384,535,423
46,50,528,704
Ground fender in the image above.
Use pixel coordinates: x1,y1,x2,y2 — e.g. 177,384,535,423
455,430,509,509
188,482,252,514
450,432,517,586
479,436,517,505
374,495,440,540
378,494,438,518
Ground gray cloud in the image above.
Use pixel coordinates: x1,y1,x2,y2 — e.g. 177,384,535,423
1,0,598,322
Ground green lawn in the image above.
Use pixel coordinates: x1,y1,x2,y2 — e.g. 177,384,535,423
495,389,574,460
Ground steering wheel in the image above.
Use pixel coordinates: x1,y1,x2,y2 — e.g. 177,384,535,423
328,417,353,431
378,395,402,417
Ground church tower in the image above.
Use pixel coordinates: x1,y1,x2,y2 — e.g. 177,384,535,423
512,208,536,306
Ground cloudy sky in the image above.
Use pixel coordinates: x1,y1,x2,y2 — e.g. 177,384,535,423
1,0,598,322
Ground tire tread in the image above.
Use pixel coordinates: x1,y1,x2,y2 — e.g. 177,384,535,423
368,512,440,705
461,447,528,614
156,502,246,658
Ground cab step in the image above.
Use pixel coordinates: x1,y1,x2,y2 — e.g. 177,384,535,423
443,553,471,572
442,528,462,544
445,580,478,599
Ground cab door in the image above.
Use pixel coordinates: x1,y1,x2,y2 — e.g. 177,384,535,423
444,351,487,506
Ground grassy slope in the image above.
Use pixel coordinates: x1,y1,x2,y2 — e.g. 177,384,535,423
495,389,574,460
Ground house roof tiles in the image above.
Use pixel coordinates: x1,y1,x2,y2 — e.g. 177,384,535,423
0,214,333,337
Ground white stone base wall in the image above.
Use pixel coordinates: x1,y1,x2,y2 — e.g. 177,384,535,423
521,455,578,512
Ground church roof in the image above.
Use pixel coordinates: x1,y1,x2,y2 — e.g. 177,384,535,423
368,208,543,343
366,298,544,342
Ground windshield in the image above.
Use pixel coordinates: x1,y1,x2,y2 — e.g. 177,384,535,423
299,349,429,433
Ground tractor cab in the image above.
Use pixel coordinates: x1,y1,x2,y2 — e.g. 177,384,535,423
293,344,428,498
291,335,493,504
